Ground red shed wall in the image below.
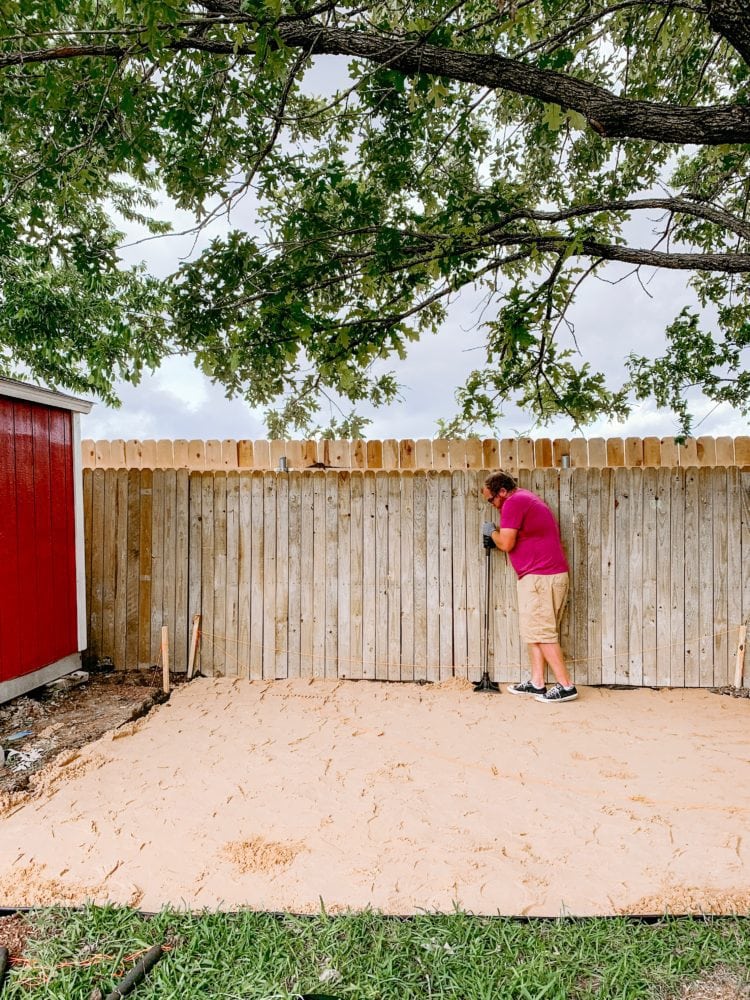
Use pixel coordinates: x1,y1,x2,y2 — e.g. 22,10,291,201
0,397,78,683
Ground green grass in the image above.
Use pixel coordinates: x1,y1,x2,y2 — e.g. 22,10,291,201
4,907,750,999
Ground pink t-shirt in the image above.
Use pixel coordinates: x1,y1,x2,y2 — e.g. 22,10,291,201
499,489,569,579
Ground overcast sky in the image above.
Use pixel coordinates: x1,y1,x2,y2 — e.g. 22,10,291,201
81,256,748,443
80,57,747,444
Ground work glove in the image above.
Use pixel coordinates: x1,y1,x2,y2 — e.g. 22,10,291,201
482,521,496,550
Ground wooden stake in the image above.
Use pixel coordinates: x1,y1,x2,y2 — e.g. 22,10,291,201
187,613,201,680
161,625,170,694
734,624,747,689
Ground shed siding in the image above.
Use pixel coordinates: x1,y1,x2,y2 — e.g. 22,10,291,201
0,398,78,683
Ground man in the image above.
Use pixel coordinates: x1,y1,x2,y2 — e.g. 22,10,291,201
481,471,578,703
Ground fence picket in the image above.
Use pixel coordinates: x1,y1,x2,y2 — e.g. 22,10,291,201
213,474,227,676
349,472,364,679
628,468,643,687
641,468,657,687
274,472,289,679
400,472,415,682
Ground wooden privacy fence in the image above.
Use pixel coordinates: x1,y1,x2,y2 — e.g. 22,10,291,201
81,435,750,471
83,466,750,687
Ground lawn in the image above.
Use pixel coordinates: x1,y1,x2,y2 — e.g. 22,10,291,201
2,907,749,999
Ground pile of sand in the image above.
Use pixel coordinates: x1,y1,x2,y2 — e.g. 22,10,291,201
0,678,748,916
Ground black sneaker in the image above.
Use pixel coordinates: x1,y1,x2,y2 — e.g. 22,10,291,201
507,679,547,696
535,683,578,703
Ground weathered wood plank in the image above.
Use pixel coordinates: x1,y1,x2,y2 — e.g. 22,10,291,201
586,469,603,684
558,469,573,665
726,468,743,690
655,468,672,686
433,439,451,470
533,438,552,468
451,471,468,677
262,472,277,679
273,471,289,679
399,439,416,470
712,467,729,685
571,468,588,686
438,471,454,677
161,469,177,674
483,439,500,469
186,440,204,470
387,472,401,680
399,472,415,681
137,470,152,668
683,467,700,686
366,439,383,470
566,438,585,469
225,471,240,677
415,439,432,469
696,436,717,468
298,473,314,678
660,437,678,467
351,439,366,470
641,468,657,687
698,467,714,686
149,469,165,669
236,440,254,469
643,437,661,467
466,438,484,470
212,473,227,676
174,469,190,672
516,437,534,470
324,472,339,678
606,438,625,468
425,471,441,680
669,469,685,687
551,439,569,469
375,471,389,678
382,439,399,470
625,437,644,468
465,471,482,683
627,468,643,687
337,472,352,679
715,436,734,467
237,472,252,679
449,439,467,471
599,468,616,683
89,469,106,662
361,471,377,678
113,469,129,673
349,472,364,679
412,472,428,681
500,438,518,472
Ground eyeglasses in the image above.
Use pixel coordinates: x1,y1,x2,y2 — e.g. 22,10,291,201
486,495,498,504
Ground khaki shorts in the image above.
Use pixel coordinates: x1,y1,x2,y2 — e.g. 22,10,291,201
517,572,569,644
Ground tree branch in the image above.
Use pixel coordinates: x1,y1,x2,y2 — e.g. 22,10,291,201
3,16,750,144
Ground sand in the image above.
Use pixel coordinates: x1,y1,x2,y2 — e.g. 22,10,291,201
0,677,749,916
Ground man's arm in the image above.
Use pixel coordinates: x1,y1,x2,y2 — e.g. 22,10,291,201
493,527,517,552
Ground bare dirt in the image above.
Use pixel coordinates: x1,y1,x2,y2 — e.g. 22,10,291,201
0,913,31,959
0,677,749,917
0,670,166,795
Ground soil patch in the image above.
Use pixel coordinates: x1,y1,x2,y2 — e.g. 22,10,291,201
0,679,748,917
0,913,31,959
0,670,167,794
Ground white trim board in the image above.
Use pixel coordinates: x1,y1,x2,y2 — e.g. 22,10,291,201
0,377,93,413
0,653,82,705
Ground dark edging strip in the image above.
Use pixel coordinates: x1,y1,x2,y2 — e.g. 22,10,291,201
0,905,745,923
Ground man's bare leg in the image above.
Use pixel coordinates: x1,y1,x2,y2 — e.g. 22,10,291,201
538,641,573,688
527,644,546,688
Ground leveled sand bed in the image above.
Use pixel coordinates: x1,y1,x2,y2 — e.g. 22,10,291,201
1,678,748,916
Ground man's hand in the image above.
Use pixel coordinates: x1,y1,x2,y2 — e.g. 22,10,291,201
482,521,496,550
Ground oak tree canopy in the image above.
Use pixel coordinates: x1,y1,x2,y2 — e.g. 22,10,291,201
1,0,749,434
